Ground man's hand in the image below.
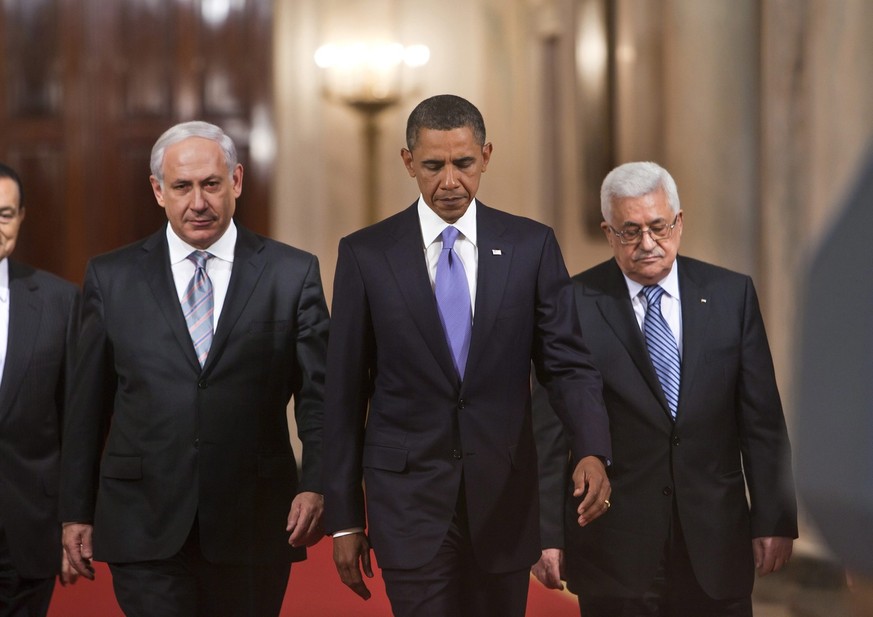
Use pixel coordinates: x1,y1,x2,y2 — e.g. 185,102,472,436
333,532,373,600
753,536,793,576
531,548,565,590
286,491,325,548
59,547,80,586
572,455,611,526
62,523,95,580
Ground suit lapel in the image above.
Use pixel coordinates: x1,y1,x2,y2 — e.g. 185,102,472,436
465,204,511,379
676,256,710,412
0,262,41,415
139,229,202,372
384,205,459,386
203,226,265,372
595,260,673,418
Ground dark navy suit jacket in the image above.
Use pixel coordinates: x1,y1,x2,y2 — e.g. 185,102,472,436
323,202,610,573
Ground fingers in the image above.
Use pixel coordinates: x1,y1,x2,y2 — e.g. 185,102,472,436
572,456,611,526
287,492,325,548
287,512,323,547
360,544,374,579
59,549,80,586
62,524,95,580
333,534,372,600
753,537,793,576
531,549,565,590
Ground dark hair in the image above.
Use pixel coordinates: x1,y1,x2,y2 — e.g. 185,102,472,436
0,162,24,208
405,94,486,150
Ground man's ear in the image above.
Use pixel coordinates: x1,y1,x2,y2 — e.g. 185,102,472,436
149,176,166,208
401,148,416,178
481,142,493,171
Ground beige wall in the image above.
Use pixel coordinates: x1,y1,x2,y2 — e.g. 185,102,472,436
273,0,873,558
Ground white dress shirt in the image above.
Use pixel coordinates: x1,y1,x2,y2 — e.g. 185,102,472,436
166,221,237,329
622,260,683,358
418,196,478,315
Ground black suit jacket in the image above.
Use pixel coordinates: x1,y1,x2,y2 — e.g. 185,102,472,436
534,256,797,599
323,202,610,574
0,261,78,578
59,224,329,566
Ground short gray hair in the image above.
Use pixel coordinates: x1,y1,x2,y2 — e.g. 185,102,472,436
150,121,238,187
600,161,680,222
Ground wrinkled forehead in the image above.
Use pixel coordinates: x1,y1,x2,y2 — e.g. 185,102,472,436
610,190,673,226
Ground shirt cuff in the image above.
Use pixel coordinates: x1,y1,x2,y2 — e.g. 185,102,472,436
332,528,364,538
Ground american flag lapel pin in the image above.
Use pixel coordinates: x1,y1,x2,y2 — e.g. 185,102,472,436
492,249,502,255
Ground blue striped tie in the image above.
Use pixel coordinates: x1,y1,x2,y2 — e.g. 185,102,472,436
642,285,681,418
183,251,214,368
434,226,472,378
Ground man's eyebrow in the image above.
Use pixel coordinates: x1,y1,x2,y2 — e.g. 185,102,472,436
620,217,667,227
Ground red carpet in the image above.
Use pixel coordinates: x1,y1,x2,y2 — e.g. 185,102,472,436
47,539,577,616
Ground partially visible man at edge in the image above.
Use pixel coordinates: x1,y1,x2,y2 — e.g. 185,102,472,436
533,161,797,617
0,162,80,617
58,121,329,617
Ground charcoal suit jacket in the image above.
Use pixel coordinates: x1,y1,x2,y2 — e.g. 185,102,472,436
535,256,797,599
0,261,78,578
59,223,329,566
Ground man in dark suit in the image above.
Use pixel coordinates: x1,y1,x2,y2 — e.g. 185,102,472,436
532,161,797,616
323,94,612,617
0,162,79,617
59,121,329,617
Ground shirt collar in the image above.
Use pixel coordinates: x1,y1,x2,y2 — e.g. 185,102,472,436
622,258,680,301
0,258,8,303
166,220,237,265
417,196,478,248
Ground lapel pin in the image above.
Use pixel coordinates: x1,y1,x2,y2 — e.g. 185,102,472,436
700,298,707,303
492,249,502,255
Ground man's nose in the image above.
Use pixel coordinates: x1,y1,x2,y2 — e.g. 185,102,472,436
440,166,459,189
638,228,658,250
191,188,208,210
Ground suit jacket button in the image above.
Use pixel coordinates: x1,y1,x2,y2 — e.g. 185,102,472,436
662,486,673,497
671,436,680,446
194,438,200,449
451,449,462,460
457,399,465,409
198,380,207,389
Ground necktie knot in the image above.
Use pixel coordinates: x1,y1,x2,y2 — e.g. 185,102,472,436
642,284,665,308
188,250,211,270
441,226,460,251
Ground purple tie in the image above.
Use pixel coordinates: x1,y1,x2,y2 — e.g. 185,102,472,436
183,251,214,368
435,226,472,378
